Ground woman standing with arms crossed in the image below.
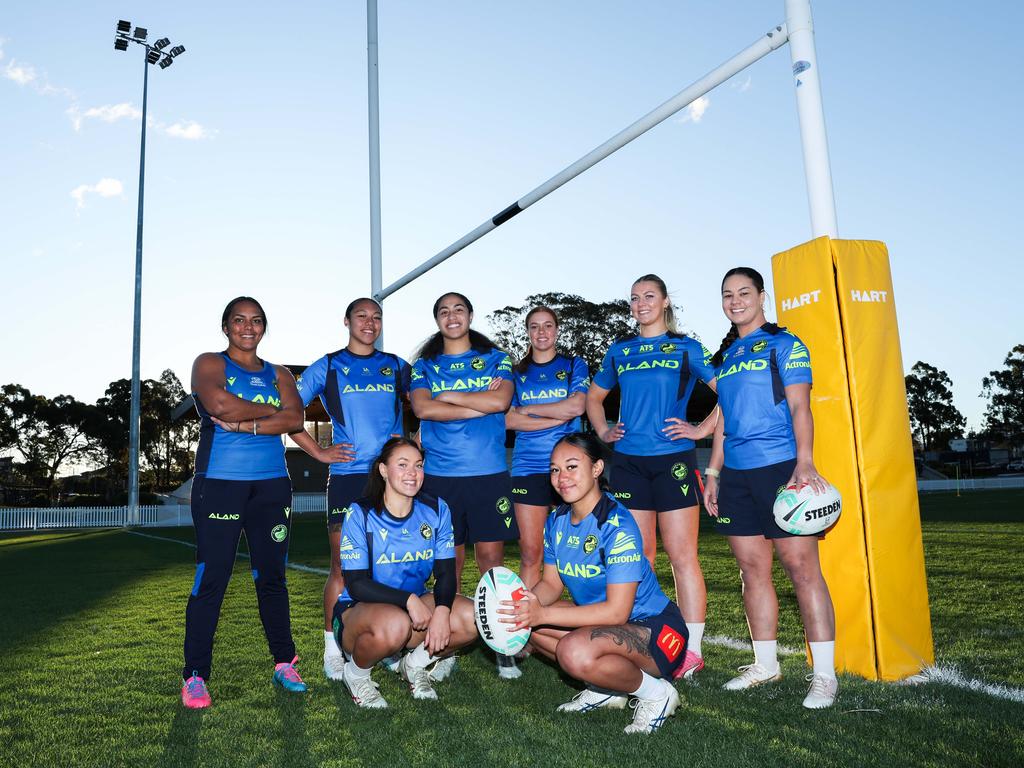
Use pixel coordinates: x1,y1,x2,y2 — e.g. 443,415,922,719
292,297,411,680
409,291,520,679
586,274,717,680
506,306,590,588
702,267,838,709
181,296,306,709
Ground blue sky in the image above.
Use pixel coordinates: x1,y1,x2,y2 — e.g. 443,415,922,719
1,1,1020,431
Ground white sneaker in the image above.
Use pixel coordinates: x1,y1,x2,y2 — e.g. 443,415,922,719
428,655,458,683
342,664,388,709
802,673,838,709
496,654,522,680
624,680,680,734
377,654,401,675
556,688,628,713
723,663,782,691
323,652,346,681
399,654,438,701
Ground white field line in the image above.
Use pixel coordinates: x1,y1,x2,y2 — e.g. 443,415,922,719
127,531,1024,704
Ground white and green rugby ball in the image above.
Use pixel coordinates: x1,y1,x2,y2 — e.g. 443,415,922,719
474,566,531,656
772,482,842,535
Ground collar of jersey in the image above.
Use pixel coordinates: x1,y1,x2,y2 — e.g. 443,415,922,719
340,347,381,360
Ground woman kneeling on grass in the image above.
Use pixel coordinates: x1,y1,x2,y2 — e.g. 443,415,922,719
335,437,477,707
503,432,688,735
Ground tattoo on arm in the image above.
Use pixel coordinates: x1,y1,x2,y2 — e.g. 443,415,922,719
589,625,652,658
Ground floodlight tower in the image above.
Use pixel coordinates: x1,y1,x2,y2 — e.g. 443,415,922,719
113,20,186,524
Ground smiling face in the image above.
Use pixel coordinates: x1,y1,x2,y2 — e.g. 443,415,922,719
721,273,766,331
527,309,558,354
345,299,383,348
630,280,670,331
379,443,425,500
434,293,472,341
549,441,604,505
222,300,266,352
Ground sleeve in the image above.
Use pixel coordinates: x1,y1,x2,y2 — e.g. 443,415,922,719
396,356,412,395
603,518,644,585
431,559,456,608
689,339,716,384
410,359,430,392
569,356,591,396
511,378,521,408
494,351,514,382
434,499,455,560
295,355,328,408
542,515,557,565
777,334,813,386
592,344,618,390
338,503,370,571
345,569,414,608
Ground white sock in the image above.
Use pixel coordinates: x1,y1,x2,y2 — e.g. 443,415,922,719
406,643,434,668
324,630,342,657
685,622,705,656
752,640,779,672
809,641,836,679
630,671,666,700
346,660,372,679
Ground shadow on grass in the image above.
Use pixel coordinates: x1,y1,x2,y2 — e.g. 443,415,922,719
273,686,310,765
156,706,203,768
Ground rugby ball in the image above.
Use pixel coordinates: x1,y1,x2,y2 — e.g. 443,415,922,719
772,482,842,535
474,566,531,656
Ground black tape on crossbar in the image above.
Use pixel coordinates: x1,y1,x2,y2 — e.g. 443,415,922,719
492,202,523,227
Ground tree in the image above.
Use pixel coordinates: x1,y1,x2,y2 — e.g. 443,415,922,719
982,343,1024,446
904,362,966,451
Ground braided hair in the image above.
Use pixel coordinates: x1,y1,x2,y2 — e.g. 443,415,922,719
712,268,782,367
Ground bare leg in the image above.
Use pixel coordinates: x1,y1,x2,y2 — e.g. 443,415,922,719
773,536,835,642
514,503,550,588
727,535,778,640
657,506,706,622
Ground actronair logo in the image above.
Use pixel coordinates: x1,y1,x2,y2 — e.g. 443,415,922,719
850,289,888,303
781,290,821,312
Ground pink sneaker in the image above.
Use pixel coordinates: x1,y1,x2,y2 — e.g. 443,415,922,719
673,650,705,681
273,656,308,693
181,673,211,709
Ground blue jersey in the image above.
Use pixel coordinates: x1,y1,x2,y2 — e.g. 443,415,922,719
338,496,455,601
593,333,715,456
511,354,590,475
543,493,670,621
194,354,288,480
410,348,514,476
296,348,411,474
715,327,813,470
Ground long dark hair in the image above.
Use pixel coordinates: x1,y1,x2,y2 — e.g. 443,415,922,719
711,267,780,367
414,291,499,361
364,437,424,513
632,273,677,333
515,305,559,374
221,296,268,334
554,432,610,492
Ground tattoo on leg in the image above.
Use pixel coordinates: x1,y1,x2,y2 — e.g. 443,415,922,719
590,626,652,658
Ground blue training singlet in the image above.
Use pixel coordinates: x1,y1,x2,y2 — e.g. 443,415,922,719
410,348,514,477
296,348,411,474
338,496,456,600
714,327,813,470
511,354,590,476
543,493,670,621
194,354,288,480
593,332,715,456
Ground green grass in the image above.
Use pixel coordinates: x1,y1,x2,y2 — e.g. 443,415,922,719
1,491,1022,768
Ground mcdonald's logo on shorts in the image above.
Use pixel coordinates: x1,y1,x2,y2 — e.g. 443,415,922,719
656,625,684,662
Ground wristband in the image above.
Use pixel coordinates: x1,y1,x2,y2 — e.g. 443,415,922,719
252,420,257,436
703,467,720,479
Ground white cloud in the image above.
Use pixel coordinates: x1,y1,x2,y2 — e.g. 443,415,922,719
3,59,36,86
71,178,124,209
732,75,753,93
677,95,710,124
86,103,142,122
164,120,210,140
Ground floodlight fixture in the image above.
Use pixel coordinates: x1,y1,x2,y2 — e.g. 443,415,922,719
169,45,185,58
114,38,129,51
117,20,131,33
154,37,170,50
145,49,160,64
158,57,173,70
133,26,147,40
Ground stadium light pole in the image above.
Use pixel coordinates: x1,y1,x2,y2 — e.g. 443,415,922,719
114,20,186,524
367,0,384,349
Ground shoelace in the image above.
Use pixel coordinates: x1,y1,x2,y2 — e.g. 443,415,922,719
185,677,207,697
353,675,383,703
278,664,302,683
629,696,667,730
805,674,834,696
410,667,433,693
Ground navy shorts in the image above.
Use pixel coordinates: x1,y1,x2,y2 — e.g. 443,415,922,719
510,472,560,507
326,473,369,527
422,472,519,546
714,459,799,539
630,601,689,679
609,450,700,512
331,599,355,647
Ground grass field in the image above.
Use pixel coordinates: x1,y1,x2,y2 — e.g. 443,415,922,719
1,491,1022,768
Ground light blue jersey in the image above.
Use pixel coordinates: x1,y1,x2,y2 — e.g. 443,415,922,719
410,348,514,476
542,493,669,621
338,496,455,600
296,348,410,474
511,354,590,475
715,327,813,470
194,354,287,480
593,333,715,456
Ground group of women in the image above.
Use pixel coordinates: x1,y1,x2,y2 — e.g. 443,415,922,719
179,268,839,734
